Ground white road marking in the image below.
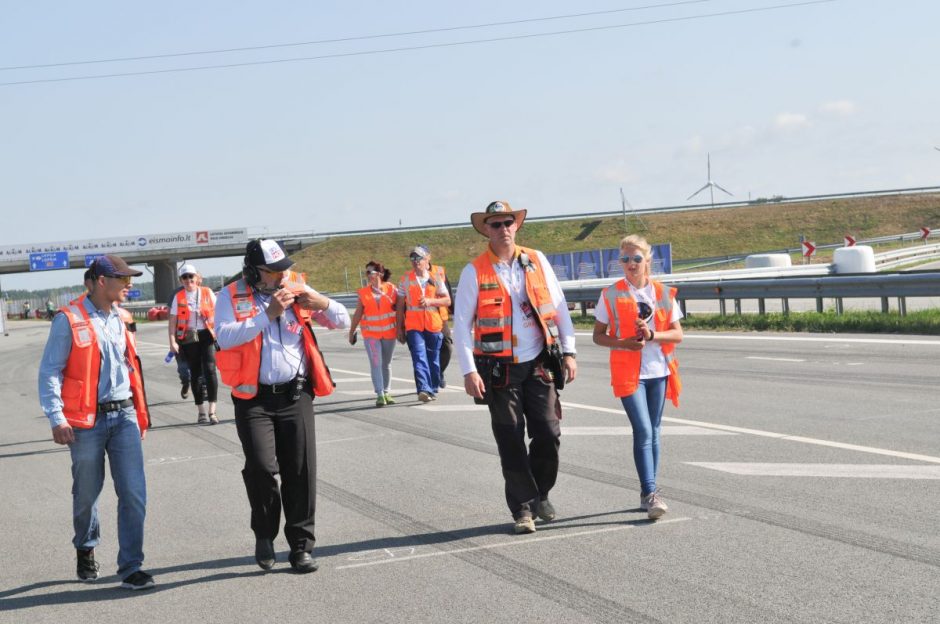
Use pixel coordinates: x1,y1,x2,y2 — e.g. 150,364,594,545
688,463,940,479
337,516,691,570
562,426,736,436
560,401,940,465
338,389,410,396
331,377,372,383
414,404,489,412
147,453,233,465
745,356,805,363
571,332,940,346
320,434,386,445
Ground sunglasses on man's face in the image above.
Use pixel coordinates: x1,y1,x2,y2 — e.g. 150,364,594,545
487,219,515,230
180,274,195,280
620,254,645,264
105,275,133,284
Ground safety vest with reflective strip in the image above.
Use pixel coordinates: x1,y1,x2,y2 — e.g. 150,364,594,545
174,286,216,341
358,282,397,339
430,265,449,322
58,302,150,431
472,246,557,361
215,274,335,400
400,270,444,333
601,279,681,405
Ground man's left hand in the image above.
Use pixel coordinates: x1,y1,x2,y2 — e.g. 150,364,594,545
564,355,578,383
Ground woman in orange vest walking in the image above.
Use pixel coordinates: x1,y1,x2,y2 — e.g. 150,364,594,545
347,261,398,407
168,263,219,425
592,235,683,520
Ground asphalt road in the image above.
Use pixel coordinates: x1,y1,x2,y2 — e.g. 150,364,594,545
1,318,938,623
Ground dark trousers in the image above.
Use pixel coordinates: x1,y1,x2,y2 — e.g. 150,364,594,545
486,359,562,520
180,329,218,404
233,387,317,554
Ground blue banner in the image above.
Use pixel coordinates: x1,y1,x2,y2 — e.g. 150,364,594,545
127,288,142,299
574,250,603,280
546,253,573,281
651,243,672,275
29,251,69,271
602,248,624,278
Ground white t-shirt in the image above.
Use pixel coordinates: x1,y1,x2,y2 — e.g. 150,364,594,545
594,280,683,379
169,287,217,331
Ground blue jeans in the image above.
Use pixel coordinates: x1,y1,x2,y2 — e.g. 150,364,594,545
405,330,443,394
70,406,147,579
620,376,667,496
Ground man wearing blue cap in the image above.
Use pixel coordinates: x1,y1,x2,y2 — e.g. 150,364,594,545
38,254,155,590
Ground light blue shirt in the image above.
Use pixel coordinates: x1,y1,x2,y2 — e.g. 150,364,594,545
38,297,132,429
215,284,349,386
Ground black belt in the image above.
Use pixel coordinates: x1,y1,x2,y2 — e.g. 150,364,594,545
97,398,134,413
258,380,296,395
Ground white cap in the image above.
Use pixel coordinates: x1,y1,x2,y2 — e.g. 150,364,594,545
178,263,198,278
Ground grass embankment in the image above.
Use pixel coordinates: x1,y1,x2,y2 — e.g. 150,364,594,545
293,193,940,293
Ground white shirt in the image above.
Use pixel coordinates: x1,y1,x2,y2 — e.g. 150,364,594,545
454,248,576,375
169,287,217,331
594,280,683,379
215,284,350,385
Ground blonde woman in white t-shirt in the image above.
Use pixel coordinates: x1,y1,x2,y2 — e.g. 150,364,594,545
592,235,684,520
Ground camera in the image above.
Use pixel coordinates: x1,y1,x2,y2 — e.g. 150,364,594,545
290,376,308,401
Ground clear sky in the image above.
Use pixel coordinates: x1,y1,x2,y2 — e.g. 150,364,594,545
2,0,938,291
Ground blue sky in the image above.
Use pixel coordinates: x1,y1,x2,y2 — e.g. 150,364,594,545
2,0,938,291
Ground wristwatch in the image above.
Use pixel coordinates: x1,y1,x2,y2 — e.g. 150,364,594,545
647,329,655,342
562,352,576,359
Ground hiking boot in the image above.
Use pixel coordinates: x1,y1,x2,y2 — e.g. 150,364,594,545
384,393,396,405
513,516,536,534
375,394,387,407
418,391,432,403
180,381,189,399
642,491,668,520
120,570,155,590
76,548,99,582
536,499,556,522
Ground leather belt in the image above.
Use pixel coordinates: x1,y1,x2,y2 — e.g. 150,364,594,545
258,380,295,395
97,398,134,413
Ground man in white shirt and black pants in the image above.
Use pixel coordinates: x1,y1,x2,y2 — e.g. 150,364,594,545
454,201,578,535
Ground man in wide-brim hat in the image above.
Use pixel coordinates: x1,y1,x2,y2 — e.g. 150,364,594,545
454,200,578,535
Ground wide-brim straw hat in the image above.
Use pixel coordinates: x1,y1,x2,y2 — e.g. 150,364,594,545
470,200,527,236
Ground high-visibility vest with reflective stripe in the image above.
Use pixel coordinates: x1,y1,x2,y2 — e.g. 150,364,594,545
430,265,449,322
215,274,335,400
400,270,444,333
601,279,681,405
174,286,216,340
358,282,397,339
58,302,150,431
471,246,557,361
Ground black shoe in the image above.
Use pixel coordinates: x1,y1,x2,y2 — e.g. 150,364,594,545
120,570,155,590
289,551,319,574
255,538,276,570
181,381,189,399
76,548,99,582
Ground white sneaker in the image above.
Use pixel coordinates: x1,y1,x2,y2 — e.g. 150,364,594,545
513,517,536,534
641,491,668,520
417,391,433,403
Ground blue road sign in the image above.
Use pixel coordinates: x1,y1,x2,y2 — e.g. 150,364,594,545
85,254,105,267
127,288,142,299
29,251,69,271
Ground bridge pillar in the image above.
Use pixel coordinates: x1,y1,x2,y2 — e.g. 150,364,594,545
152,260,178,305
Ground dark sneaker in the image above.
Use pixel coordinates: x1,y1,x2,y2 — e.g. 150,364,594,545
181,381,189,399
76,548,99,582
120,570,155,590
536,499,556,522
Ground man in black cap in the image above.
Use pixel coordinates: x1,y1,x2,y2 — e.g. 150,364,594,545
38,254,155,590
215,239,349,573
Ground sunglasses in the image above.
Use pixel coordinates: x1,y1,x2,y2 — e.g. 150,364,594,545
105,275,132,284
409,255,425,262
487,219,515,230
366,269,380,275
620,254,645,264
180,274,195,280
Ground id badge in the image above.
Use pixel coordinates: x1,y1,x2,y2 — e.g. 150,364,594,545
285,320,303,335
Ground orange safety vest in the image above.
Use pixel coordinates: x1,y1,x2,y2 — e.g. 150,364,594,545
215,273,335,400
400,270,444,333
430,264,449,322
358,282,397,339
472,246,558,361
58,302,150,431
174,286,216,340
601,278,682,406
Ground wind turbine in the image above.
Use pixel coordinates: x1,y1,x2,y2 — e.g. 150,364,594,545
687,153,733,207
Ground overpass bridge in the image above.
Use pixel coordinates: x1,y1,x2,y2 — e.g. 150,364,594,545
0,229,323,302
